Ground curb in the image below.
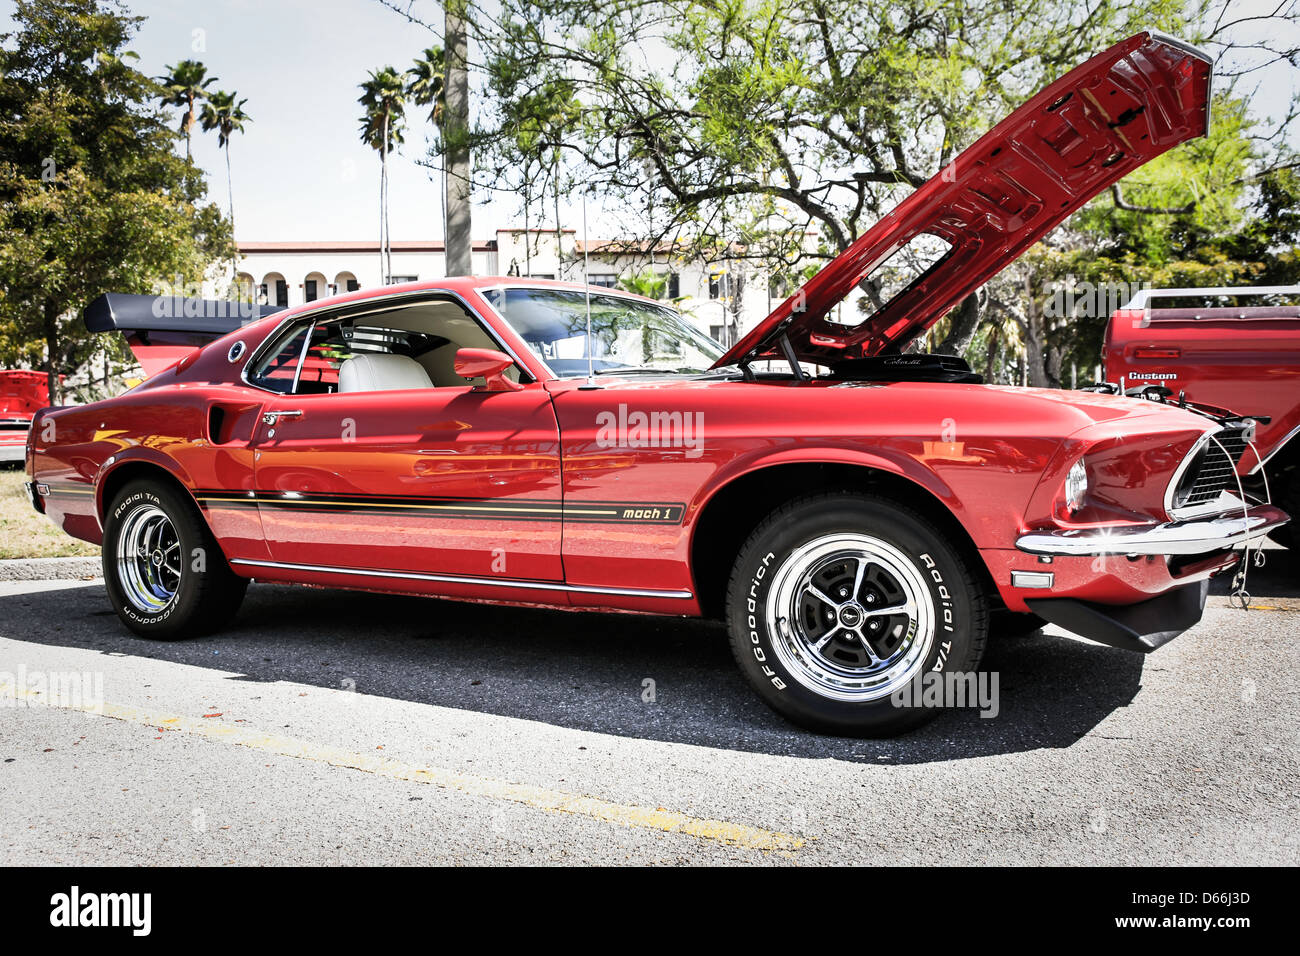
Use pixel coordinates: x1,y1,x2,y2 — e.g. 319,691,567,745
0,556,102,581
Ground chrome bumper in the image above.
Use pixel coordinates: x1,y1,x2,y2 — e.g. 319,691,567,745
1016,505,1289,557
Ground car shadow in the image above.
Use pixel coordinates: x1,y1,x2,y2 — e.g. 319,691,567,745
0,579,1153,763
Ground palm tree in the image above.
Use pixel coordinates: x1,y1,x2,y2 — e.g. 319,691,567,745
358,67,408,285
406,47,446,262
406,46,446,127
157,60,217,160
444,3,472,275
199,91,250,243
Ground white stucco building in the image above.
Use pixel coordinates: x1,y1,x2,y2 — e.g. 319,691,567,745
233,228,808,346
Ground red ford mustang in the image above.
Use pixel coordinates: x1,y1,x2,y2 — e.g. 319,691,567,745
23,32,1288,735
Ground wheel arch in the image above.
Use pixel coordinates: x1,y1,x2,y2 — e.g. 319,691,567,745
688,459,996,619
96,454,201,530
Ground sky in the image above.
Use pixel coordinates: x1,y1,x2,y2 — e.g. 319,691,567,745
2,0,1299,246
2,0,547,242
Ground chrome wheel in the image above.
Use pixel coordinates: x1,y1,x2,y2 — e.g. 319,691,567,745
116,503,182,614
766,533,935,702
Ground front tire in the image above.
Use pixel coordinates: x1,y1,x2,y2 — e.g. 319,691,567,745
102,479,247,639
726,493,988,736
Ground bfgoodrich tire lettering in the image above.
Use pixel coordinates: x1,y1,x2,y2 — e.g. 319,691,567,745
726,492,988,736
102,479,248,640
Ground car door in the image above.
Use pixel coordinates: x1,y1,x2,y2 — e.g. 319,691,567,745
245,295,564,581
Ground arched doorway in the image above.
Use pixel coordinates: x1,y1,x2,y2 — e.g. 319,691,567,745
333,271,359,296
303,271,328,304
260,272,288,308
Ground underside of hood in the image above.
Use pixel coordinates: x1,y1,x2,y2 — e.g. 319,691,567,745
712,31,1213,370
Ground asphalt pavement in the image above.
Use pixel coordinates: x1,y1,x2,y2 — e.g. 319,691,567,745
1,546,1297,865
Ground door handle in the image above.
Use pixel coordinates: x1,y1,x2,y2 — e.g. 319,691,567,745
262,409,304,425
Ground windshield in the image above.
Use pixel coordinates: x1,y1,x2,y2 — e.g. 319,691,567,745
481,286,725,375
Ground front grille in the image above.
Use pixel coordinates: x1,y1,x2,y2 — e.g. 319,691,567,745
1172,427,1249,510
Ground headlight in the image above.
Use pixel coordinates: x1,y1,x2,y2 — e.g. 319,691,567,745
1064,459,1088,513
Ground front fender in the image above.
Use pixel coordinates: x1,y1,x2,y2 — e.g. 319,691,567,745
689,442,967,531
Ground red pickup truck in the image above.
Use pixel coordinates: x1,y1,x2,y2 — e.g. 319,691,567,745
1105,285,1300,547
0,370,50,464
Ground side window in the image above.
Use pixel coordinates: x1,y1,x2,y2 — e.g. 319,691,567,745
248,320,372,395
248,323,310,394
246,298,525,395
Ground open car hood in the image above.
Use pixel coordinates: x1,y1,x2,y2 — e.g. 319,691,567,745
712,31,1212,370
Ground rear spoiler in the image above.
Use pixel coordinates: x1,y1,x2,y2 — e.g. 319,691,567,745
84,292,284,334
84,293,286,378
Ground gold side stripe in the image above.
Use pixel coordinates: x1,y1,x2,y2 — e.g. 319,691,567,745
197,497,615,516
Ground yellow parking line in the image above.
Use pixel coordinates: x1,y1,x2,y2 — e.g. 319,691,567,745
8,685,803,854
1209,601,1298,612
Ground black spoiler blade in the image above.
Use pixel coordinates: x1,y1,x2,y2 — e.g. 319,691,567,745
84,293,287,378
83,292,285,334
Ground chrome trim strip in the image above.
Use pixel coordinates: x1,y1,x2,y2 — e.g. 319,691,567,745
1163,428,1213,520
229,558,694,600
1015,506,1289,557
289,319,315,395
1121,284,1300,311
1162,426,1253,521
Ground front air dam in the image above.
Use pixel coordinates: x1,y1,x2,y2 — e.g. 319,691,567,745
1026,579,1211,653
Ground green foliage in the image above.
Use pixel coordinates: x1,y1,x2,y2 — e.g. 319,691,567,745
618,268,670,300
473,0,1197,258
450,0,1300,385
0,0,233,398
199,90,250,149
406,46,446,130
157,58,217,157
1074,94,1256,263
359,66,408,284
358,67,408,154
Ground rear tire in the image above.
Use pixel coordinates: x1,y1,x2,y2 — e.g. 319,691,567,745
726,493,988,736
102,479,247,639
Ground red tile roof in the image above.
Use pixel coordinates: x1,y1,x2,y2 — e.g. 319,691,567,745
237,240,498,254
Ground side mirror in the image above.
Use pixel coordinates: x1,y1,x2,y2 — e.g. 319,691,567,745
454,348,523,392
